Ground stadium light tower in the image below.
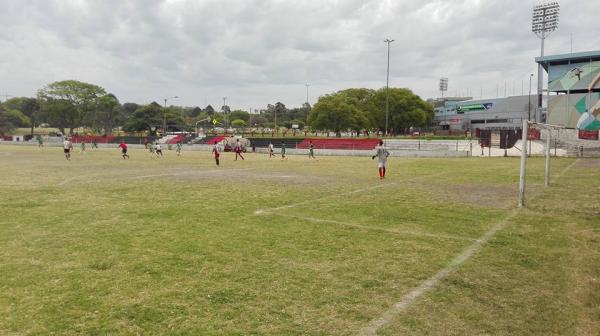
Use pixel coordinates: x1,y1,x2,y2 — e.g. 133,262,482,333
439,78,448,98
532,2,560,122
384,38,394,136
163,96,179,134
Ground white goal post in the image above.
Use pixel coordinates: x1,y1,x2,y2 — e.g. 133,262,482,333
518,120,567,208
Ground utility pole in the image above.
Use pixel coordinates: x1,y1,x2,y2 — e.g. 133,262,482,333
384,38,394,136
222,97,227,129
163,96,178,134
305,83,310,105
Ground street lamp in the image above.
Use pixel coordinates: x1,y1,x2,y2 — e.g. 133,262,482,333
532,2,560,122
384,38,394,136
222,97,228,129
163,96,179,134
305,83,310,105
528,74,534,121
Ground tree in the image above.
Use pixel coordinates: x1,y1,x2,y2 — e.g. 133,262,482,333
0,106,15,135
123,103,163,133
308,90,371,135
122,102,139,117
37,80,107,134
39,98,77,135
249,115,268,127
205,105,215,116
3,97,40,136
96,93,122,134
189,106,202,118
231,119,246,128
370,88,434,132
5,109,31,127
229,110,250,122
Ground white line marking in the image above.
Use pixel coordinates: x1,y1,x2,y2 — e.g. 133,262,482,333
57,177,75,186
357,158,579,336
266,213,475,242
255,183,390,214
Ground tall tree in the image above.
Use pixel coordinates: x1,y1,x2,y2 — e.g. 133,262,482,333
3,97,40,136
308,90,371,135
370,88,434,132
0,105,15,136
123,103,162,133
96,93,122,135
37,80,107,134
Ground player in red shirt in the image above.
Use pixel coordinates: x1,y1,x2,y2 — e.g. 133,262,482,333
212,143,220,166
118,141,130,159
234,139,245,161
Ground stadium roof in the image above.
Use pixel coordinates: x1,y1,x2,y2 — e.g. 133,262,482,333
536,50,600,71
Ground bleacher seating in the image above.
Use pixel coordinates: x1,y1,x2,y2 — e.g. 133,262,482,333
297,138,380,150
166,134,185,144
198,136,226,145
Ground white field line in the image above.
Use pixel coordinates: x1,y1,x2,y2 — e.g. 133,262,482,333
254,183,390,214
265,213,475,242
357,158,580,336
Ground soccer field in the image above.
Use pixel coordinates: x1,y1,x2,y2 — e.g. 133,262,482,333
0,145,598,335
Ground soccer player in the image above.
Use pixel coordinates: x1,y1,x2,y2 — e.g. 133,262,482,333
118,141,130,159
176,142,183,156
372,140,390,179
308,140,316,159
212,143,220,166
155,143,163,157
80,140,86,153
234,139,244,161
63,137,72,160
268,142,274,158
36,135,43,148
91,139,98,149
280,142,287,160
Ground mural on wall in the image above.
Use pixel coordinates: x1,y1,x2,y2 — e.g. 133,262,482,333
548,62,600,131
548,93,600,131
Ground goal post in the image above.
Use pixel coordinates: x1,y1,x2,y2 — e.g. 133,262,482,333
518,121,567,208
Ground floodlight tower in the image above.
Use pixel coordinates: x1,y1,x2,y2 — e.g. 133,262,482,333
384,38,394,136
532,2,560,122
439,78,448,98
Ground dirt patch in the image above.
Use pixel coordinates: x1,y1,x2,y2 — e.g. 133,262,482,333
425,183,516,209
575,158,600,168
169,168,337,186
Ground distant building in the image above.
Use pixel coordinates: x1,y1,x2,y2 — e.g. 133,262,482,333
431,95,536,133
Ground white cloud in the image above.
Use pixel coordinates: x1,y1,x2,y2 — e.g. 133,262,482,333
0,0,599,109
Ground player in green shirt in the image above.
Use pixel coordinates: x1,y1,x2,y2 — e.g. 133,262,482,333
36,135,43,148
176,142,183,156
308,140,316,159
280,142,287,160
91,139,98,149
80,141,86,153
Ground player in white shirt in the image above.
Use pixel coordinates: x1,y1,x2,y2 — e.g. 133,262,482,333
268,142,274,158
155,143,163,157
63,138,73,160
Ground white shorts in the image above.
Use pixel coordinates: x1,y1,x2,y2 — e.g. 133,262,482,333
377,160,386,168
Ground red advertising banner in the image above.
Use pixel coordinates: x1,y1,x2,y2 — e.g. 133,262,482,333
528,127,541,140
578,129,599,140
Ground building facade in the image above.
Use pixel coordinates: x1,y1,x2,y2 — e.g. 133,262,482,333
431,95,536,133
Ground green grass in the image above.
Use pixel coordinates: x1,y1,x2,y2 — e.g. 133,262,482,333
0,145,597,335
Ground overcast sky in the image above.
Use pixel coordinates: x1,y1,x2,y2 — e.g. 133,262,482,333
1,0,599,111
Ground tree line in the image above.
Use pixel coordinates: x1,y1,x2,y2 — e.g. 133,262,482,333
0,80,433,136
